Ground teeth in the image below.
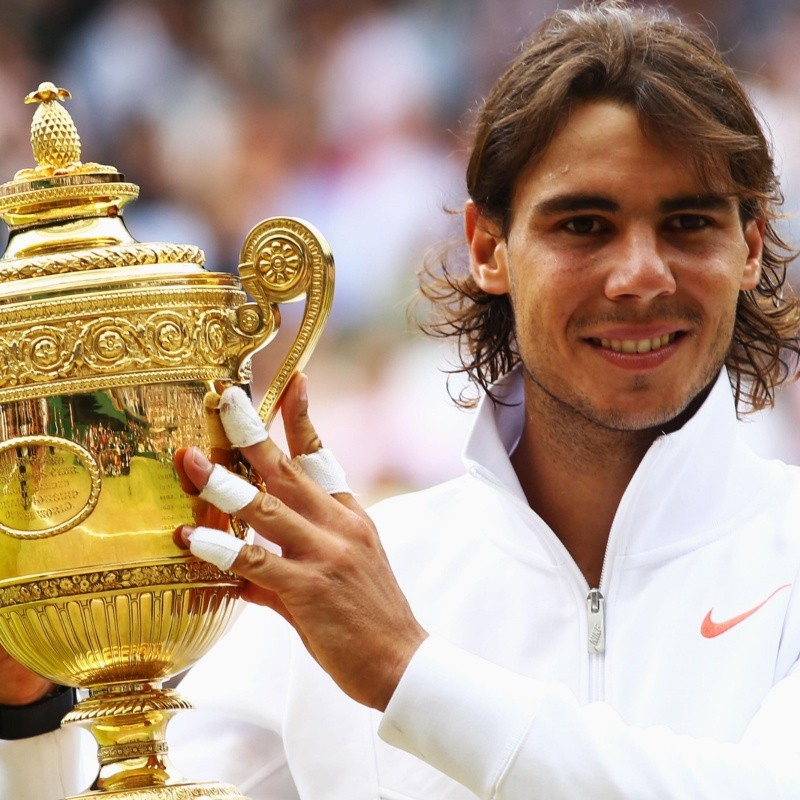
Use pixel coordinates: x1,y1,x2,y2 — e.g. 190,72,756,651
597,333,675,353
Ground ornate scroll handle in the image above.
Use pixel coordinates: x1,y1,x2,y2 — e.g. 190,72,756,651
237,217,334,427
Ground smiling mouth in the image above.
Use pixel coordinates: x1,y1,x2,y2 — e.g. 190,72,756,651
590,332,679,354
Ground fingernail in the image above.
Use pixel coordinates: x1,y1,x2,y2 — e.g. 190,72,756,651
187,526,246,571
187,447,211,470
298,373,308,405
178,525,194,547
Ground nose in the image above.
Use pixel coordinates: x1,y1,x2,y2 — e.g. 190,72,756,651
604,227,676,301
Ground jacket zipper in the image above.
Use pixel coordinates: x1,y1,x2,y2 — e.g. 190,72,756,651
586,588,605,654
586,587,606,702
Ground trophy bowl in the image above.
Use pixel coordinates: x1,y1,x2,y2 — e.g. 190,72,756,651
0,83,334,799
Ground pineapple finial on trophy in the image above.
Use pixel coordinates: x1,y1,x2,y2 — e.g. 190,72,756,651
24,81,81,171
12,80,117,182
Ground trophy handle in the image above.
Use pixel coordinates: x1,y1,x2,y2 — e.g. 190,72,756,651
237,217,334,427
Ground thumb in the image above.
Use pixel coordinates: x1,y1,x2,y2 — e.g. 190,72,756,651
281,373,323,458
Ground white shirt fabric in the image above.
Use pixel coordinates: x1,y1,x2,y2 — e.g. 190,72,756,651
4,368,800,799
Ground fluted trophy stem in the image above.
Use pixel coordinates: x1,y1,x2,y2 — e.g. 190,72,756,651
61,684,246,800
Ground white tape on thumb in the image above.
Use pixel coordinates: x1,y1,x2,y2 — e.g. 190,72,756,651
188,527,246,571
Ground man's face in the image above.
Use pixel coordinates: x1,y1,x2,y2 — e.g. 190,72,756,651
467,101,763,431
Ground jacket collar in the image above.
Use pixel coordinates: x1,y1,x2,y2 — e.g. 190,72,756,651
463,367,761,552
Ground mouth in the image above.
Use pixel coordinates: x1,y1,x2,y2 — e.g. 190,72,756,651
589,332,682,354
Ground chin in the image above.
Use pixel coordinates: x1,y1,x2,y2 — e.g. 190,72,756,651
586,393,700,432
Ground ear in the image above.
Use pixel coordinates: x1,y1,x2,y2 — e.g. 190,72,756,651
740,216,764,291
465,200,510,295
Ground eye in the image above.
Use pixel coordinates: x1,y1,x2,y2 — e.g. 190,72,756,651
667,214,711,231
562,216,605,235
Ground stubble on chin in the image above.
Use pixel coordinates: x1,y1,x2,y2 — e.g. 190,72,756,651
521,355,723,442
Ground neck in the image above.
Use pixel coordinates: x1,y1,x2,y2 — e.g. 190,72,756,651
510,379,660,588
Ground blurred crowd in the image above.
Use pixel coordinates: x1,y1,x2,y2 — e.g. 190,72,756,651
1,0,799,498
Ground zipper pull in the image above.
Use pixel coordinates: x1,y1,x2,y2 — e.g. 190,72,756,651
587,588,605,654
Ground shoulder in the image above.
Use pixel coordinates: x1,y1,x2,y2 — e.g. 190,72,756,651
367,474,485,556
368,475,474,521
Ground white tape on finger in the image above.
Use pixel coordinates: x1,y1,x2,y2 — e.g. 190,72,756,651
188,526,246,571
199,464,260,514
218,386,269,448
294,448,351,494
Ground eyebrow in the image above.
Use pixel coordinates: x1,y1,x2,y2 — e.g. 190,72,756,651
533,194,619,215
658,194,735,214
532,192,736,216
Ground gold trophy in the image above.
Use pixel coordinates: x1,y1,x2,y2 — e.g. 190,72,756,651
0,83,334,799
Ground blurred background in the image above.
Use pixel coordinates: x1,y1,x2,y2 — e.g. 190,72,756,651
1,0,799,500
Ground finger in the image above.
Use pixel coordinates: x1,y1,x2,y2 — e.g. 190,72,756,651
278,374,356,507
203,390,233,453
217,387,345,509
219,379,361,515
216,386,269,448
184,525,246,570
172,447,224,529
280,373,323,458
215,384,313,502
184,450,260,514
180,525,301,592
294,449,352,496
180,455,325,551
173,447,199,496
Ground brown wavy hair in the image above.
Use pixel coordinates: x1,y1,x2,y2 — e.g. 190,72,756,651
418,0,800,413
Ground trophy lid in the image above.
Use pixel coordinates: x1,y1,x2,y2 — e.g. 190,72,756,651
0,82,140,229
0,82,268,406
0,82,331,415
0,82,206,277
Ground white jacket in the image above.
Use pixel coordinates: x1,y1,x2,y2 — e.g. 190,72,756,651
4,369,800,799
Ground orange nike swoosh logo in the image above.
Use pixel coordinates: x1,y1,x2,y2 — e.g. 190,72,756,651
701,584,792,638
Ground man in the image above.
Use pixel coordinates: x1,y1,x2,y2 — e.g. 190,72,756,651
3,1,800,797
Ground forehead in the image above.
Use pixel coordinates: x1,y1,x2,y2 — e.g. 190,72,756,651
513,101,732,211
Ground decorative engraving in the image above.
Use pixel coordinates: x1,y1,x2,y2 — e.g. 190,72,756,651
93,324,128,362
238,217,334,425
0,560,238,608
0,242,204,283
257,236,304,291
97,740,170,765
155,320,184,353
65,785,247,800
0,436,100,538
235,304,262,336
29,329,63,368
66,690,193,723
0,286,273,402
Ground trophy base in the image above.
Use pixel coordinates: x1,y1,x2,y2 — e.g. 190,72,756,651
61,686,250,800
65,782,249,800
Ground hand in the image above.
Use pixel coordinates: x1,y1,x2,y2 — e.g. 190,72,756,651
173,374,428,712
0,644,55,706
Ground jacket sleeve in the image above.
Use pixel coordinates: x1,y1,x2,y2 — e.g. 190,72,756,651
378,635,800,799
0,726,94,799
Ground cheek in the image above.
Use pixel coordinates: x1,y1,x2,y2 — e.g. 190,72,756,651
673,239,750,298
514,253,601,323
